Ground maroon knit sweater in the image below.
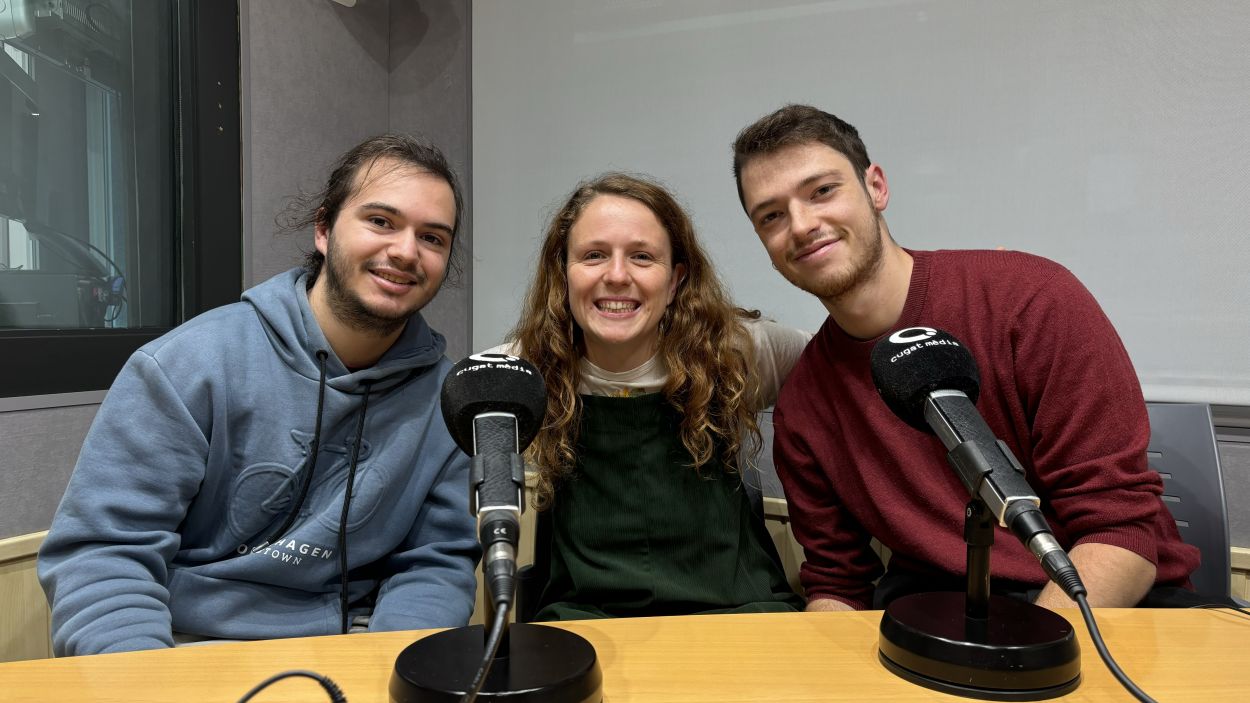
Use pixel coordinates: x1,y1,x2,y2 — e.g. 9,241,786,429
773,249,1199,609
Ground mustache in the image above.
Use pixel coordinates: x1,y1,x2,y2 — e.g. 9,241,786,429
364,261,427,285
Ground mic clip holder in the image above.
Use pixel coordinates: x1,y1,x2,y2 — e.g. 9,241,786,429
467,414,527,515
469,451,525,516
877,498,1082,700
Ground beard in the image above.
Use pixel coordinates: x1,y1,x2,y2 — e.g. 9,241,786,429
321,235,429,337
783,215,886,302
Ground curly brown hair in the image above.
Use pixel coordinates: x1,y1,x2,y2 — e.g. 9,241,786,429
511,173,762,510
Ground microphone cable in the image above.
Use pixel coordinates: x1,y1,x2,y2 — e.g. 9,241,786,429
1074,593,1157,703
459,605,511,703
237,669,346,703
1192,602,1250,620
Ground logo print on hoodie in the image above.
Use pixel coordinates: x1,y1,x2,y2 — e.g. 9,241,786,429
229,428,375,565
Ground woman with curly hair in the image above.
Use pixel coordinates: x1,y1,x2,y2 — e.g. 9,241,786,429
488,172,809,621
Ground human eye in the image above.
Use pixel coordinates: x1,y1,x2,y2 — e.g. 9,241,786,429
757,210,782,229
582,250,606,261
812,182,838,200
631,251,656,263
367,215,392,229
420,232,447,247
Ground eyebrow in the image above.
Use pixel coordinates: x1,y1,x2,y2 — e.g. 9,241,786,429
357,201,454,235
747,169,846,222
572,238,661,250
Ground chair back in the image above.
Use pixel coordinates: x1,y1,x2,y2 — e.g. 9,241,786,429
1146,402,1231,598
515,506,552,623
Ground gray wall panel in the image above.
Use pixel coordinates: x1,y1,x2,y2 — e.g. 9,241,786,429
245,0,392,286
388,0,473,360
471,0,1250,405
0,405,96,538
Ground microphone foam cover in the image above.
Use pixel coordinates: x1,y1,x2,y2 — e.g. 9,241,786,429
870,326,980,431
440,353,547,454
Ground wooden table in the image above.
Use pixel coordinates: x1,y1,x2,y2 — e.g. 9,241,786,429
1,609,1247,701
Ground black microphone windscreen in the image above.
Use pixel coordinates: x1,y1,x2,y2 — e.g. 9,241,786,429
870,326,980,431
440,353,547,454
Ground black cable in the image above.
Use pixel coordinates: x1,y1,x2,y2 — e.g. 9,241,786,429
236,669,346,703
1075,593,1157,703
459,606,510,703
23,221,125,279
1190,602,1250,620
338,382,373,634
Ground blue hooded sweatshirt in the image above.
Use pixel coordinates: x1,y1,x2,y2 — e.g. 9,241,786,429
38,269,479,656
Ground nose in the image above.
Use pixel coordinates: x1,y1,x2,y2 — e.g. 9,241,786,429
789,203,820,243
387,229,422,266
603,255,630,286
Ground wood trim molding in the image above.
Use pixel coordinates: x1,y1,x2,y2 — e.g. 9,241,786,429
1231,546,1250,571
0,532,46,565
762,497,789,521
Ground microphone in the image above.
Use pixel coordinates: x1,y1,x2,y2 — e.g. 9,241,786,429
391,354,602,702
870,327,1085,601
440,351,546,608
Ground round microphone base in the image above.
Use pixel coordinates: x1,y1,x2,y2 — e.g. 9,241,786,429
878,592,1080,701
389,623,602,703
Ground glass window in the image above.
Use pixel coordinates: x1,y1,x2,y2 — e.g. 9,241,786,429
0,0,240,398
1,0,177,330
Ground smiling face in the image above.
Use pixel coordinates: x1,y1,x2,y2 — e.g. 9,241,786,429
739,142,890,303
565,195,686,372
310,159,456,337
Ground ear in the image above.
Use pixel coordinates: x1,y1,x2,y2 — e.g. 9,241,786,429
864,163,890,213
314,208,331,256
668,263,687,304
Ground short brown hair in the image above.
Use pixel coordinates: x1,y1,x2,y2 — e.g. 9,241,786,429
731,104,872,209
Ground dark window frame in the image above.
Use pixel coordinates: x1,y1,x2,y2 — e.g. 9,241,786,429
0,0,241,399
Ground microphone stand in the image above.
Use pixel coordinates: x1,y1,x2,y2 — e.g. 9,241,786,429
390,446,602,702
389,597,601,702
877,499,1082,700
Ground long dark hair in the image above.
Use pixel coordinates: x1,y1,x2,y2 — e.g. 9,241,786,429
278,133,465,285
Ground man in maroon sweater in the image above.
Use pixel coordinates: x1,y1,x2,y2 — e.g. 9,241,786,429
730,104,1200,611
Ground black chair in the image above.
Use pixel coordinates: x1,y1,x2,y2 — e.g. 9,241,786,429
1146,402,1234,599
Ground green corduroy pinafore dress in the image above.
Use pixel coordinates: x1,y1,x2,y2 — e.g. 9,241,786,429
534,393,803,620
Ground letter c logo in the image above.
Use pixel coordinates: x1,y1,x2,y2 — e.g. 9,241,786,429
889,327,938,344
469,351,519,363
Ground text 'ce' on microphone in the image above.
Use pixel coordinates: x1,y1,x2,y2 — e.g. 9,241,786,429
868,326,1083,700
390,353,602,703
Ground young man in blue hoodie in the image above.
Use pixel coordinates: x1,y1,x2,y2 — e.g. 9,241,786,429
38,134,480,657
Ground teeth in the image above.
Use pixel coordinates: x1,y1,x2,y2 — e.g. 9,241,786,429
597,301,638,312
374,271,410,284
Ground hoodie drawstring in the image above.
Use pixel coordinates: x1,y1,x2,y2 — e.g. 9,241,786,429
247,350,374,635
338,380,372,634
254,350,330,553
